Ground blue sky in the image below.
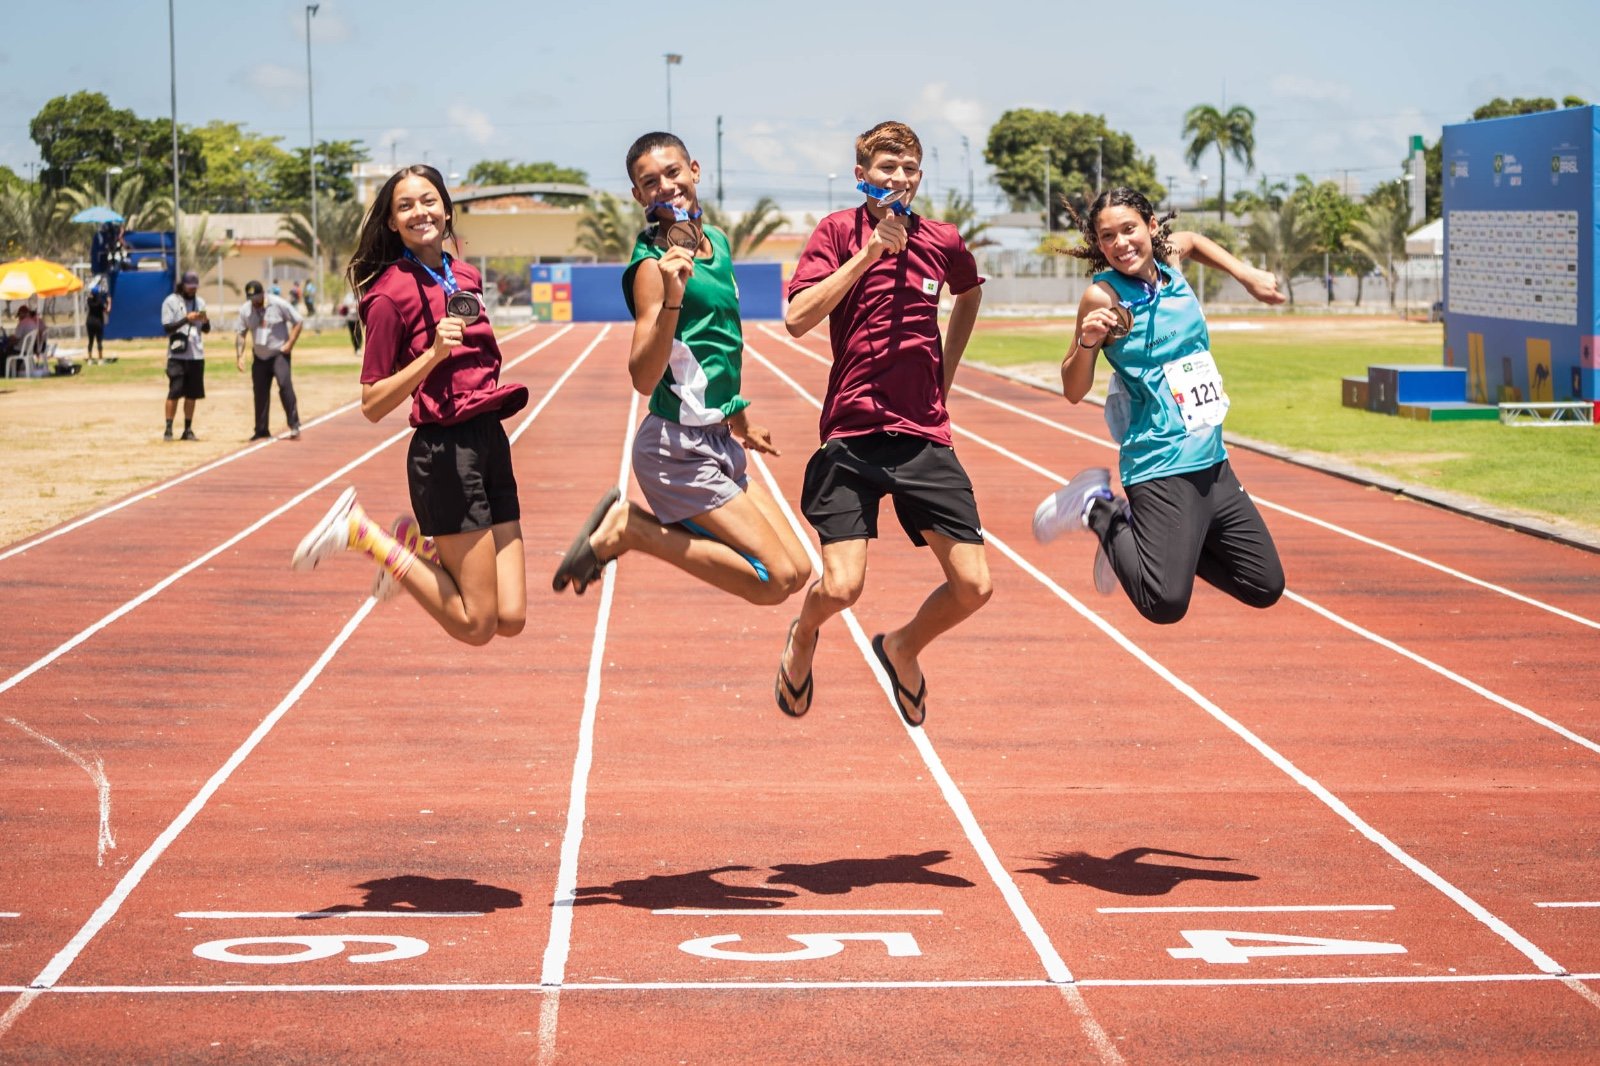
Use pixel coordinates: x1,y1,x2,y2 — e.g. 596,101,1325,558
2,0,1596,213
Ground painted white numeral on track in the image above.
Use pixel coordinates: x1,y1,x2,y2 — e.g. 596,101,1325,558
1169,929,1407,965
679,932,921,962
193,935,429,965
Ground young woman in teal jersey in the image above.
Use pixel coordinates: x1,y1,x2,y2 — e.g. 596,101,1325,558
554,133,811,617
1032,188,1287,624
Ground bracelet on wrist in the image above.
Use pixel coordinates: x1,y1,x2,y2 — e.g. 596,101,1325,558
662,304,682,311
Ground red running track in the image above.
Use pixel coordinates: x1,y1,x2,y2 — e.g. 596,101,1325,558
2,320,1598,1063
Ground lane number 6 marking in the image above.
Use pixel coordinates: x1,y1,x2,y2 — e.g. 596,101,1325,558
193,935,429,965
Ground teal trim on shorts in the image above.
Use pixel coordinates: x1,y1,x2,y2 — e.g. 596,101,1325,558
678,518,770,582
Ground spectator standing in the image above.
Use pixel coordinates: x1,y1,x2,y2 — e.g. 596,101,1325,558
160,270,210,441
235,279,303,440
85,284,112,363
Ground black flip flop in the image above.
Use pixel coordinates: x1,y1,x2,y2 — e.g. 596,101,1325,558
552,487,620,594
774,617,815,717
871,633,926,727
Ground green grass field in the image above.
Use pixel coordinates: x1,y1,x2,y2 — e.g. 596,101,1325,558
965,320,1600,532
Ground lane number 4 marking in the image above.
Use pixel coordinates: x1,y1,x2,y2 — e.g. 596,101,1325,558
679,932,921,962
1169,929,1407,965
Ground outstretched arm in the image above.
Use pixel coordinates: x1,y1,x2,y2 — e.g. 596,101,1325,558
1169,231,1285,305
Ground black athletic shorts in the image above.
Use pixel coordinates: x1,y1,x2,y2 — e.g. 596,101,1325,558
406,412,521,537
165,359,205,401
801,431,984,547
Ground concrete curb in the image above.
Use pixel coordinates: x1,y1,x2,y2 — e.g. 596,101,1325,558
969,361,1600,556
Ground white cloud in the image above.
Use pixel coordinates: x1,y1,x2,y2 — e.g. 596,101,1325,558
1268,75,1355,105
236,63,303,105
449,104,495,147
908,82,988,146
733,120,847,176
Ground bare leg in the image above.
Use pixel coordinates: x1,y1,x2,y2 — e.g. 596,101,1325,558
588,486,811,606
778,538,869,693
875,534,993,699
394,525,508,646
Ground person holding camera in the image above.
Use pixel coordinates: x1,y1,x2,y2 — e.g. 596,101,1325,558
235,279,303,441
161,270,210,441
290,164,530,647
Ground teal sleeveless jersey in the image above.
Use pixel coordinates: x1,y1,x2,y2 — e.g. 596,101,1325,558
622,224,750,426
1095,262,1226,486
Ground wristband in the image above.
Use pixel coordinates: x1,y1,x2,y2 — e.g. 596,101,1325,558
662,304,682,311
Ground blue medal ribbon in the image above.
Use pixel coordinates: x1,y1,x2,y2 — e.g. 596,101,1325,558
403,249,461,296
856,179,911,216
646,201,703,223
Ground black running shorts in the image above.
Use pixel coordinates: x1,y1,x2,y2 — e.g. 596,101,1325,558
406,412,521,537
801,431,984,547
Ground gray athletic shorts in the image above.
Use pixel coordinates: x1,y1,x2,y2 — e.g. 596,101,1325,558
631,412,749,525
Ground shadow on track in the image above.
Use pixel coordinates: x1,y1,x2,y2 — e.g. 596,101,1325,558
1017,847,1259,895
305,874,524,916
767,849,976,894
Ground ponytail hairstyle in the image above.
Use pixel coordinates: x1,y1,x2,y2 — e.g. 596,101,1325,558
1059,187,1177,273
346,165,459,298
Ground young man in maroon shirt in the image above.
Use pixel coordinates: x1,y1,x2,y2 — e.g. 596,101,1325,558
774,120,990,727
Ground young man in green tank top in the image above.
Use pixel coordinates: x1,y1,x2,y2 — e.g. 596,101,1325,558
553,132,810,611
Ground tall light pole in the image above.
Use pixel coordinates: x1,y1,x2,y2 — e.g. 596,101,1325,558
1196,175,1209,303
306,4,320,309
104,165,123,207
664,53,682,129
1043,146,1052,232
167,0,181,281
1095,135,1103,194
961,134,974,206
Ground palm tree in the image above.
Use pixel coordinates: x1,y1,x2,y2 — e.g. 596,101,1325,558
177,214,236,291
575,193,640,262
278,198,364,282
0,183,76,262
702,197,786,258
915,189,996,251
1346,201,1409,310
1182,103,1256,221
1241,198,1319,305
55,173,170,233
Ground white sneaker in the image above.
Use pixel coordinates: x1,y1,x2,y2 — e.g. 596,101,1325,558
371,514,437,601
291,487,357,571
1032,468,1112,544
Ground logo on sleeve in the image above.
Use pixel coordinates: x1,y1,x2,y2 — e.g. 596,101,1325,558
922,277,939,296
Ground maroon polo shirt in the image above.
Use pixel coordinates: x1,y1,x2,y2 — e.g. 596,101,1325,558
787,206,983,446
359,256,527,428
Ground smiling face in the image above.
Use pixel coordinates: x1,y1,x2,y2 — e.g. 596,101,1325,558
386,173,450,257
1094,204,1159,279
856,149,922,211
629,145,701,223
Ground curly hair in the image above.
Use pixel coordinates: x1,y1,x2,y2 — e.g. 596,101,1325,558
1059,188,1177,273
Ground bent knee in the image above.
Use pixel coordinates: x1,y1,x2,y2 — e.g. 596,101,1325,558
496,615,527,638
1140,596,1192,626
952,577,993,614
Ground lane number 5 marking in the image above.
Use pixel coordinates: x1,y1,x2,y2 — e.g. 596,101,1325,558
679,932,921,962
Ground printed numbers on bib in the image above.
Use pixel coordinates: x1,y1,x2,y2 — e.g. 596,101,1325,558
1163,351,1229,433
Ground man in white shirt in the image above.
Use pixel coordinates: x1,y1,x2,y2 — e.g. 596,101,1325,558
235,279,304,440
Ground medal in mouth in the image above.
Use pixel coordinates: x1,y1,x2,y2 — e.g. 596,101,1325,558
856,180,911,216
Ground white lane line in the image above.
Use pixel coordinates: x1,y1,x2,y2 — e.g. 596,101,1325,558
746,341,1124,1064
507,324,605,446
0,320,548,565
12,971,1600,994
1537,902,1600,909
176,912,485,919
0,325,580,704
0,913,18,918
756,324,1600,632
755,327,1600,755
3,716,114,866
537,380,637,1066
20,597,375,996
1098,905,1395,914
652,909,943,917
751,337,1572,981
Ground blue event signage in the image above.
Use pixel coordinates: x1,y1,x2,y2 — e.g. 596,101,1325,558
1442,105,1598,402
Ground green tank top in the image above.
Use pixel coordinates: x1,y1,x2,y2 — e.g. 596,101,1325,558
622,224,749,426
1095,263,1226,486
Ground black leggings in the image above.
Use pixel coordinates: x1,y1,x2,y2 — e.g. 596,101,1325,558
1089,460,1284,625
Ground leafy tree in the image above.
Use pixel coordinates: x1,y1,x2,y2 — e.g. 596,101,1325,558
54,172,172,234
1229,175,1289,216
189,121,292,212
28,91,206,197
575,193,640,261
985,108,1162,218
466,159,590,205
270,139,369,208
1241,197,1319,305
1175,217,1241,302
1182,103,1256,220
702,197,785,258
177,215,236,291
